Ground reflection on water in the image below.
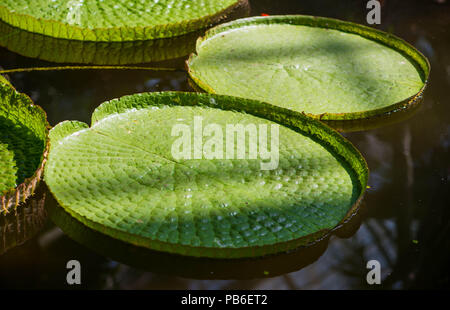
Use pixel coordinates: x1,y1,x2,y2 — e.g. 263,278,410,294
0,184,48,255
0,0,449,289
0,0,250,65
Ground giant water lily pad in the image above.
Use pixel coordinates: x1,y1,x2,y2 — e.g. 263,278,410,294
0,0,245,42
187,15,430,120
0,82,49,213
0,19,199,65
45,92,368,258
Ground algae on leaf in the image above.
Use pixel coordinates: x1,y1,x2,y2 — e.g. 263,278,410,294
0,82,49,213
0,0,245,42
187,15,430,120
45,92,368,258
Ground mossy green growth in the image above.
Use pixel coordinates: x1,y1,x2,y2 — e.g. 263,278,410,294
45,92,368,258
187,15,430,120
0,82,48,211
0,0,243,41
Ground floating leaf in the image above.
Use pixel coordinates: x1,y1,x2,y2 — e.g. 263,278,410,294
0,0,246,42
0,1,250,65
45,92,368,258
187,15,430,120
0,82,49,213
0,20,199,65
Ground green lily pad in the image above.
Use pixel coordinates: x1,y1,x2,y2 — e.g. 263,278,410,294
0,19,199,65
47,190,364,277
0,1,250,65
44,92,368,258
0,0,245,42
0,82,49,213
187,15,430,120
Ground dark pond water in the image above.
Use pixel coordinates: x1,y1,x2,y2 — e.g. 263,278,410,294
0,0,449,289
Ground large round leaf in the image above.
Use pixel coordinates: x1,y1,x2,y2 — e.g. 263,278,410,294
0,0,245,42
187,15,430,120
0,82,49,213
0,2,250,65
45,92,368,258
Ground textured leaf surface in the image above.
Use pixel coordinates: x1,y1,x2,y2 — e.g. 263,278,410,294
0,0,243,41
0,82,48,208
0,20,199,65
187,15,429,120
45,92,368,258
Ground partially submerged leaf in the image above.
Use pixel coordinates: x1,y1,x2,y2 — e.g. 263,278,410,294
0,82,49,213
0,0,246,42
45,92,368,258
187,15,430,120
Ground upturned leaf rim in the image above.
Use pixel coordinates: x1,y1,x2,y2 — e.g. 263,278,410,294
46,91,369,258
186,15,430,121
0,0,248,42
0,82,50,215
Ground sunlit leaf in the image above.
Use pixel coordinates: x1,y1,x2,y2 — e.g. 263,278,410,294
45,92,368,258
0,0,245,41
187,15,430,120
